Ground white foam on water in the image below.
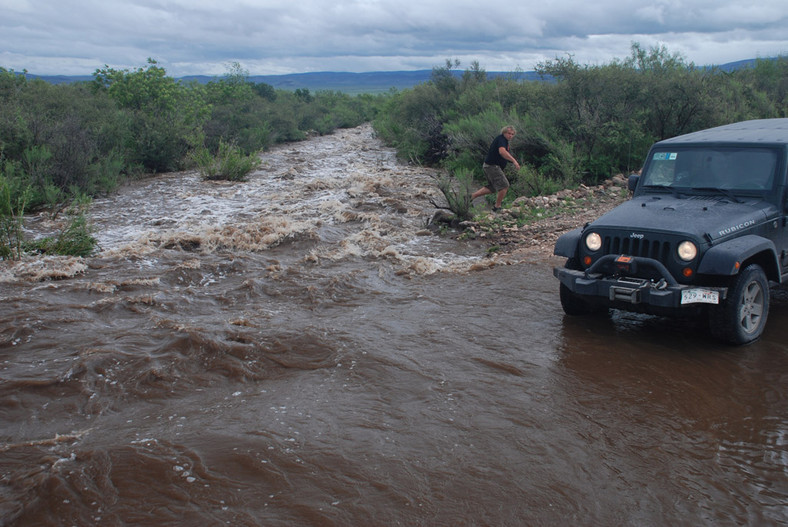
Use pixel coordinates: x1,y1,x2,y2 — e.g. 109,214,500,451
12,124,493,281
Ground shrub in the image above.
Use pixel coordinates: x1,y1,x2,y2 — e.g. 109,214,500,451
442,104,508,173
431,168,475,221
373,83,451,164
84,149,125,196
192,140,261,182
543,139,583,187
30,195,97,257
204,101,274,155
511,164,564,198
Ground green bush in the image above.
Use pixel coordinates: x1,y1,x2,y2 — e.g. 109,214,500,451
511,164,564,198
204,101,274,155
29,195,97,257
543,139,582,186
84,149,125,196
0,71,132,206
32,215,96,257
432,168,475,221
442,103,509,171
373,82,453,164
192,140,261,182
0,167,97,259
203,69,275,155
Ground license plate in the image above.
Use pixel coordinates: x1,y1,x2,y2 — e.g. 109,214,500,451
681,288,720,305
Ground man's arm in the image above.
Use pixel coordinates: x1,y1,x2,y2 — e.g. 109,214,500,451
498,146,520,170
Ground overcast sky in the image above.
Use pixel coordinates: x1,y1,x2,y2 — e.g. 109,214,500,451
1,0,785,77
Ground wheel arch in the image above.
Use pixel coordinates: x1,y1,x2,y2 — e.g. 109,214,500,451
708,262,770,345
698,234,780,282
554,227,583,259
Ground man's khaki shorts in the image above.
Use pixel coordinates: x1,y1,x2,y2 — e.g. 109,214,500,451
483,163,510,192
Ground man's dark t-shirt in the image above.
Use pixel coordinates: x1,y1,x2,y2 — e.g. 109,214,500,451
484,134,510,169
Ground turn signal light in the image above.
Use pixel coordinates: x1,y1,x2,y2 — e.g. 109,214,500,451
682,267,693,278
583,256,593,266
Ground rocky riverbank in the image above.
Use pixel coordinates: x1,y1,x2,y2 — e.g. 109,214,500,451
457,174,631,259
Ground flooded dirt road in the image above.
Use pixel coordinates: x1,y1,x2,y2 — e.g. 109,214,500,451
1,125,786,526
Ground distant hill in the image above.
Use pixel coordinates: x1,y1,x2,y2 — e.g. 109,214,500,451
179,70,542,94
28,74,94,84
25,69,540,94
24,58,771,94
712,58,761,72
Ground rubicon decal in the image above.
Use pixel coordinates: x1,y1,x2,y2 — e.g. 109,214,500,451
718,219,756,237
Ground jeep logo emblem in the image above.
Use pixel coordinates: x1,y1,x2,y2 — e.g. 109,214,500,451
630,233,645,239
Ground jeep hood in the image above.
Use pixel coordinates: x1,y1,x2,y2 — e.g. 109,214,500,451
589,195,775,242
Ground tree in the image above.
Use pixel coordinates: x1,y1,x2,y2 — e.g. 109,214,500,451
535,53,647,178
741,56,788,117
93,59,209,172
431,59,461,94
626,43,716,139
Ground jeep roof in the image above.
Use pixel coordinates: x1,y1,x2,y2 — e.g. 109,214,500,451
657,118,788,145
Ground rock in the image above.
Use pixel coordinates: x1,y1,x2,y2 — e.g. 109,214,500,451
429,209,455,226
611,174,627,186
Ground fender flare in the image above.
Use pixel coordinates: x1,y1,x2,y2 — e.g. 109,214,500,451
697,234,779,279
554,228,583,258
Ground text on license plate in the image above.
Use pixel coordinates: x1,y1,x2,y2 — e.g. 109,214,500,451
681,288,720,305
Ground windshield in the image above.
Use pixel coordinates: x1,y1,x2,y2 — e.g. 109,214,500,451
641,146,778,192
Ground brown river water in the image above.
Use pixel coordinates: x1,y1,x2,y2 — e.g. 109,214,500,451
1,125,786,526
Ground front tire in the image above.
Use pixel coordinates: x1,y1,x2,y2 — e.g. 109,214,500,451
560,282,598,316
709,264,769,345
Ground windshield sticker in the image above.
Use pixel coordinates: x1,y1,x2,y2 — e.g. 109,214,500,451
653,152,678,161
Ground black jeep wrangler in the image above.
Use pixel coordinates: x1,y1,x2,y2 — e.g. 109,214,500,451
553,118,788,345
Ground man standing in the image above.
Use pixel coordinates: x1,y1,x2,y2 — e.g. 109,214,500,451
470,126,520,211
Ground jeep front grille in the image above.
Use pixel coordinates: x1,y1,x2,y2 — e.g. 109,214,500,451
603,235,673,261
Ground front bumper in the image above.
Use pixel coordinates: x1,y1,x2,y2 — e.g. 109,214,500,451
554,254,728,311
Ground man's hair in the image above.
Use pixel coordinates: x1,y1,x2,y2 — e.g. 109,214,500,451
501,126,516,135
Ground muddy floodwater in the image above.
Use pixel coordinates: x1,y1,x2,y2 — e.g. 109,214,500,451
1,125,786,526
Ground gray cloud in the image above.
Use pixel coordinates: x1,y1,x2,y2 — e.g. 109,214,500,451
0,0,785,76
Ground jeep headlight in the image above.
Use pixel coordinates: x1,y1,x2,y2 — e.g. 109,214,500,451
585,232,602,252
677,240,698,261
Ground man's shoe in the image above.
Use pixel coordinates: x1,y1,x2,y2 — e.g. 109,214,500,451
492,206,501,212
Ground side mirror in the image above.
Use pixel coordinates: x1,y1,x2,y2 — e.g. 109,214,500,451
627,173,640,193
